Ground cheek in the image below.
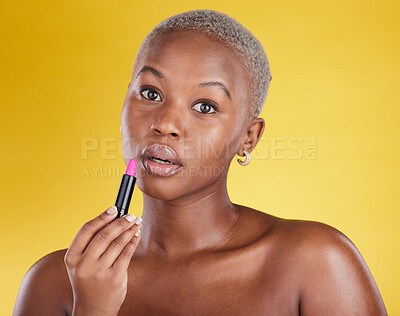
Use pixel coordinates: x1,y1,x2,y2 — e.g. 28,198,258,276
193,125,239,165
121,105,148,160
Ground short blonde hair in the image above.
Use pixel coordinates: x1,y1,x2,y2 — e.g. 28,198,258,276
135,9,272,119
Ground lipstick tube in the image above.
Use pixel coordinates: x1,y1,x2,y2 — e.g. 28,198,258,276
114,158,137,219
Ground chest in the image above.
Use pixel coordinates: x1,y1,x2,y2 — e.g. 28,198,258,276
118,255,300,316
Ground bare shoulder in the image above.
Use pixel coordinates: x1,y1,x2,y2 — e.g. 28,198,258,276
13,248,72,316
236,207,387,315
273,218,387,315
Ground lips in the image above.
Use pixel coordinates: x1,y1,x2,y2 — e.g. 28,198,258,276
141,143,183,177
142,143,183,166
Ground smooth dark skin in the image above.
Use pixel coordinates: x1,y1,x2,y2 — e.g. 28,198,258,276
14,30,387,315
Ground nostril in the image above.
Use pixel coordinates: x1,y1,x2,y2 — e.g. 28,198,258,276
151,124,180,137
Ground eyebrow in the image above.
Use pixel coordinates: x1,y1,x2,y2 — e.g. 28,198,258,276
136,65,232,100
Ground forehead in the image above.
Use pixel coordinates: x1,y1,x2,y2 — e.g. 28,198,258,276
134,30,250,108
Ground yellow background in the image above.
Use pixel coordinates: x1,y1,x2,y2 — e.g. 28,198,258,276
1,0,399,314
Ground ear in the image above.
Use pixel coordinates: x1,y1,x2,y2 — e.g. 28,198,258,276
237,117,265,156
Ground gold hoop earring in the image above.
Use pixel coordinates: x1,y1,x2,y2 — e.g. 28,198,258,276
237,150,251,166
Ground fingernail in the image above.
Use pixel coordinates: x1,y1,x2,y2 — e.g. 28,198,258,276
106,206,117,215
135,229,141,236
134,217,142,225
125,214,135,222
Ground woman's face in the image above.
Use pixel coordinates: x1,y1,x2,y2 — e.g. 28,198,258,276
121,30,253,201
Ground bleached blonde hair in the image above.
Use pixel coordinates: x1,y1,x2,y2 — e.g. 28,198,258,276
135,9,272,119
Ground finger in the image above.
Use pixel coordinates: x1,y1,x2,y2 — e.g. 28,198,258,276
112,226,142,272
83,214,138,260
100,221,143,268
67,206,118,258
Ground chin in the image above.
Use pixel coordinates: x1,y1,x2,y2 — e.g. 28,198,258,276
136,176,187,201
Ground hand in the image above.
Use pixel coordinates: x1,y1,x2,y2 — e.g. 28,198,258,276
64,206,143,316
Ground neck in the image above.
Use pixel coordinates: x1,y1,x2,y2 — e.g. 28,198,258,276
137,177,240,260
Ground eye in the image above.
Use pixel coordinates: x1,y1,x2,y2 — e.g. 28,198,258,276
139,88,162,102
192,101,218,114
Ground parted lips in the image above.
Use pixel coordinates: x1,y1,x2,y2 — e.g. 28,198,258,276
142,143,183,166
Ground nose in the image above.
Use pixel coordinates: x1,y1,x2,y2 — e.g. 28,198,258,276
150,104,183,139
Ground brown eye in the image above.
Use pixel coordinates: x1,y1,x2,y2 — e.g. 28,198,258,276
140,88,162,101
192,101,217,114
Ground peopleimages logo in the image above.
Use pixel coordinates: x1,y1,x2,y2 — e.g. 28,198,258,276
80,136,318,178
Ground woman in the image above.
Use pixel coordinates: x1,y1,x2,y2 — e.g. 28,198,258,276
13,9,387,315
